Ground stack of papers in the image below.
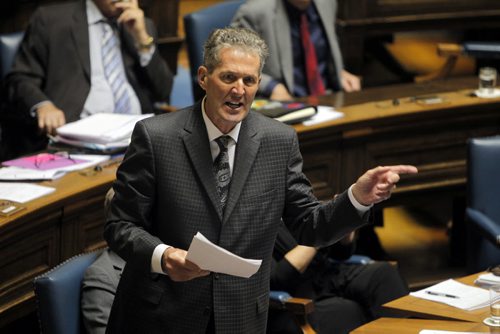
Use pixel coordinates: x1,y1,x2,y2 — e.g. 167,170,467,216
410,279,490,311
475,272,500,288
51,113,153,153
0,183,55,203
186,232,262,278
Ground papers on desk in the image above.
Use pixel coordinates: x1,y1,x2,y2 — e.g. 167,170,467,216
0,182,55,203
302,105,344,126
410,279,490,311
0,155,110,181
475,273,500,288
186,232,262,278
51,113,153,153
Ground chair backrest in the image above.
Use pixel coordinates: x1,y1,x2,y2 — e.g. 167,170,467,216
466,135,500,272
0,31,24,78
34,251,102,334
183,0,244,101
170,66,194,109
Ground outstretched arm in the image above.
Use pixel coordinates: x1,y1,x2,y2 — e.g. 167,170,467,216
351,165,418,206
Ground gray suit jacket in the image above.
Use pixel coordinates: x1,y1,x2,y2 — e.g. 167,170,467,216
104,102,367,333
81,249,125,334
231,0,344,96
6,0,172,123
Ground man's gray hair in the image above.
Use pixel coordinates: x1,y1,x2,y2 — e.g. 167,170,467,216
203,27,269,74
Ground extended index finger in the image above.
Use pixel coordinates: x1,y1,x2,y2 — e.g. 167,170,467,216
387,165,418,175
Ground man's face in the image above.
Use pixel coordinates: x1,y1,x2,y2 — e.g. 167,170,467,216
198,47,261,134
92,0,126,18
287,0,312,11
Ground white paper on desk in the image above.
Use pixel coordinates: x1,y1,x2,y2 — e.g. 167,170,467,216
56,113,153,144
420,330,484,334
186,232,262,278
0,155,110,181
410,279,490,311
475,272,500,288
302,105,344,126
0,182,55,203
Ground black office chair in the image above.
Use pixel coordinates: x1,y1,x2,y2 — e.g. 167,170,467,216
466,135,500,273
183,0,244,101
33,250,102,334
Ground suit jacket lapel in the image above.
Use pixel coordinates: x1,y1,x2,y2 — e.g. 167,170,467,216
71,0,90,80
223,112,260,223
182,104,224,221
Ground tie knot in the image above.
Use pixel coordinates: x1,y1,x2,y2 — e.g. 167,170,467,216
215,136,230,151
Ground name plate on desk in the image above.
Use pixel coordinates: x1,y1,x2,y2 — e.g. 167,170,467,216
0,200,25,216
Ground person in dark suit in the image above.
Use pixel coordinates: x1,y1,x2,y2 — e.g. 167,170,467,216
81,248,124,334
231,0,360,100
2,0,172,158
268,223,409,334
104,27,417,334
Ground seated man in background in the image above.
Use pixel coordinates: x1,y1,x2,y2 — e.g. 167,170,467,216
2,0,173,159
269,222,408,334
231,0,361,101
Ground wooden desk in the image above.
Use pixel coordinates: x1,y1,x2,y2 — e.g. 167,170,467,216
383,272,491,323
2,76,500,328
0,163,117,327
351,318,492,334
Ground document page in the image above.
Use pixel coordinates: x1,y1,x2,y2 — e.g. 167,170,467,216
411,279,490,311
0,183,55,203
186,232,262,278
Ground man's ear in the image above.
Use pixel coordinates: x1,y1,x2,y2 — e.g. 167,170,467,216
198,66,208,90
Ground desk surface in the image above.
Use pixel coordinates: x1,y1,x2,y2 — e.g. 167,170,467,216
383,272,491,323
351,317,492,334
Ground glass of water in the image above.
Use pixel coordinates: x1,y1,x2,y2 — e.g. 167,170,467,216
486,285,500,327
479,67,497,96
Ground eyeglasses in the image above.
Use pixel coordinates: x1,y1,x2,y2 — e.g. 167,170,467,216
33,152,76,169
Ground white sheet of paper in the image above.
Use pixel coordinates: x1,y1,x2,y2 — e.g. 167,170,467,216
410,279,490,311
302,105,344,126
0,182,55,203
186,232,262,278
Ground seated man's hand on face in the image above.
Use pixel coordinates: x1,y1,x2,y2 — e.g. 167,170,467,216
36,102,66,135
115,0,152,50
341,69,361,92
162,247,210,282
352,165,418,206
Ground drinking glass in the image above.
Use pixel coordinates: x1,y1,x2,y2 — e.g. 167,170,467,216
486,285,500,327
479,67,497,96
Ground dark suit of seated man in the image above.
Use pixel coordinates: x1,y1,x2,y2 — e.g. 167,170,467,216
1,0,173,160
268,223,409,334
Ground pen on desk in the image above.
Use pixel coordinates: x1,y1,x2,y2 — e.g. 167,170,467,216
425,291,459,299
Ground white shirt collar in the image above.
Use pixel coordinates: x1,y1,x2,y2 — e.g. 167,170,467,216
86,0,106,25
201,96,241,144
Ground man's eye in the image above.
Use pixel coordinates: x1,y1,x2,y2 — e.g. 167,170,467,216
244,77,257,86
221,74,235,82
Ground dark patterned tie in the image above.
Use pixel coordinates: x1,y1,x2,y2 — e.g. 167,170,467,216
102,21,131,114
300,13,325,96
213,136,231,212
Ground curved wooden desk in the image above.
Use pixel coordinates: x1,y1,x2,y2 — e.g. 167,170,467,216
0,162,117,326
2,76,500,328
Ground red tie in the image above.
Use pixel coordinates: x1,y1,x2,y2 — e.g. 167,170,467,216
300,13,325,96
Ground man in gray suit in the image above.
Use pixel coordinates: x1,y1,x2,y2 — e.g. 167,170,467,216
231,0,360,100
104,27,417,333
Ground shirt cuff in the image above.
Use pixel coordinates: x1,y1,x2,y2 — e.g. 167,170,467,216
30,100,52,118
348,184,372,214
139,45,155,67
151,243,170,274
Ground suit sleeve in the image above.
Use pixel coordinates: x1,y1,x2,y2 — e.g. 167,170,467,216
5,8,51,118
104,121,163,272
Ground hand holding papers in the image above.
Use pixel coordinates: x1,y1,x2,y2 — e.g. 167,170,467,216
411,279,490,311
186,232,262,278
